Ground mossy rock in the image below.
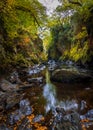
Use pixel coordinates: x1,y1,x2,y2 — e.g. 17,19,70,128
50,68,93,83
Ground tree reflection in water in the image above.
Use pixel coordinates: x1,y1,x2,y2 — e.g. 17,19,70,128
43,70,58,113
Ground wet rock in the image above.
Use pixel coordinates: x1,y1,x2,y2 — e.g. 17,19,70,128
18,69,28,78
18,127,32,130
86,109,93,120
8,99,32,125
8,71,21,84
80,109,93,121
9,110,23,125
80,109,93,128
51,68,92,83
48,60,57,71
6,92,24,109
0,91,6,111
17,118,32,130
28,64,46,75
27,77,43,83
65,60,74,66
32,115,43,123
0,79,17,92
0,124,13,130
19,99,32,116
0,91,5,96
80,100,86,111
17,84,34,91
56,107,65,115
56,123,81,130
52,113,81,130
49,104,81,130
59,100,78,111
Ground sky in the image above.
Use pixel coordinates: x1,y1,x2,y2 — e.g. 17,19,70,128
38,0,60,15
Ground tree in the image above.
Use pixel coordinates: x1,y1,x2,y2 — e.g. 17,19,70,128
0,0,47,69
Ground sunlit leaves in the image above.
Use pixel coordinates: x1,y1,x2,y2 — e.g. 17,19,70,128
0,0,47,67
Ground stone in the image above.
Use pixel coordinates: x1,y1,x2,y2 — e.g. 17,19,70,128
19,99,32,116
8,99,32,125
6,92,24,109
51,68,93,83
27,77,43,83
32,115,43,123
0,124,13,130
8,71,21,84
0,79,17,92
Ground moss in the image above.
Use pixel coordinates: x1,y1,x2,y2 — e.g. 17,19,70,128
62,41,91,64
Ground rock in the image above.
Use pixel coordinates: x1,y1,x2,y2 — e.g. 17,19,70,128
0,124,13,130
27,77,43,83
86,109,93,120
19,99,32,116
59,100,78,111
0,79,17,92
52,111,81,130
80,109,93,128
48,103,82,130
32,115,43,123
8,110,24,125
17,84,34,91
6,92,24,109
51,68,93,83
48,60,57,71
8,99,32,125
8,71,21,84
0,91,5,96
80,100,86,111
28,64,46,75
17,118,32,130
0,91,6,111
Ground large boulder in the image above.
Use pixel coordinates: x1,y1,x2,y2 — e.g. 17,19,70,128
50,68,93,83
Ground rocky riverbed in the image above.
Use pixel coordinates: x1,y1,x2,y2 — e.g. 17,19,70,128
0,61,93,130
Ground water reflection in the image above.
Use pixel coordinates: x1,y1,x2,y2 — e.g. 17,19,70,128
43,69,93,130
43,70,79,113
43,70,57,112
